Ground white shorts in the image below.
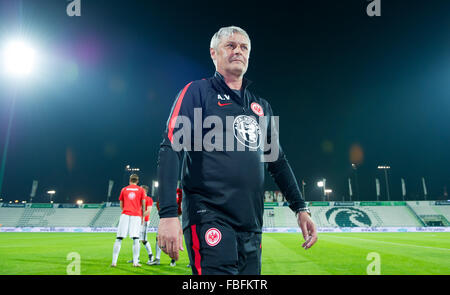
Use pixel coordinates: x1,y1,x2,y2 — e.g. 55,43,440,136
117,214,142,238
140,221,150,241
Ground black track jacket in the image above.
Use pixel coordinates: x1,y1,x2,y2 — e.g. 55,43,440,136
157,72,306,233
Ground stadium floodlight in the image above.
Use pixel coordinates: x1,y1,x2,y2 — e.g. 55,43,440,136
125,165,140,172
0,38,39,199
154,181,159,188
317,178,327,201
324,189,333,201
76,200,83,205
377,165,391,169
47,190,56,203
2,39,36,78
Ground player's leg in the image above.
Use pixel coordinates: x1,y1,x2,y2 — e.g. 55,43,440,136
183,221,238,275
111,237,123,267
112,214,129,266
155,235,162,260
141,221,153,263
130,216,142,267
132,237,141,267
128,221,152,264
147,234,161,265
236,232,262,275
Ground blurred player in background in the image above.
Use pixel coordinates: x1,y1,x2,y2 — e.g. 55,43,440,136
127,185,155,265
111,174,146,267
148,188,183,267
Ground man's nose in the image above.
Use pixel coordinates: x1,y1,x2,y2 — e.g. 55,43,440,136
233,46,243,55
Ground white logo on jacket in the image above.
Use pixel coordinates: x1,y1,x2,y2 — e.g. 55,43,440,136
233,115,262,149
218,94,230,101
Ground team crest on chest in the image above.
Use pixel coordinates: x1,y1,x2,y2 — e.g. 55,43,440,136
205,228,222,247
251,102,264,116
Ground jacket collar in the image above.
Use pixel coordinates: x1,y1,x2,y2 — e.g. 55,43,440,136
213,71,252,93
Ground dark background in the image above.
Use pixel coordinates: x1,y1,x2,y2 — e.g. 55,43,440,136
0,0,449,203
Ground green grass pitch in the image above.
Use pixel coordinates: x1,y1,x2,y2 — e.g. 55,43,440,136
0,232,448,275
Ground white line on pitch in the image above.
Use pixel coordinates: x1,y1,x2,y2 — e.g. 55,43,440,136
327,235,450,251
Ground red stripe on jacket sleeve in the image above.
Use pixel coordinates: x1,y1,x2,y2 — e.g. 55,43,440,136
167,82,193,143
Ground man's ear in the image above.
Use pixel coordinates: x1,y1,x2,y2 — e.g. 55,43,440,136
210,47,216,62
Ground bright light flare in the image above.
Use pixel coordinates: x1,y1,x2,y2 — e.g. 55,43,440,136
2,39,36,78
377,165,391,169
76,200,83,205
317,181,324,188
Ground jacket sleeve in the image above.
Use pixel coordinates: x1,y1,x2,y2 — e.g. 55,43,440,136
264,102,307,213
157,81,201,218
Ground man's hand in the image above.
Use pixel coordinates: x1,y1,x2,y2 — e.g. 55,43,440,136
297,212,318,250
157,217,184,261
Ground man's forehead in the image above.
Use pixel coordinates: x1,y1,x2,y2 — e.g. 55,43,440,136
220,33,250,45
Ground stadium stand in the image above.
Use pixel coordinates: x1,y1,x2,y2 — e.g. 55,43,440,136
364,206,421,227
262,209,275,228
148,206,160,227
90,204,160,228
0,207,25,227
17,208,98,227
433,206,450,220
407,201,450,226
90,206,121,227
266,203,423,227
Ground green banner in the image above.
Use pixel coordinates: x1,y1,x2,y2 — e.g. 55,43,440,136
31,203,53,208
360,201,393,206
83,204,102,209
309,202,330,206
264,202,279,207
392,201,406,206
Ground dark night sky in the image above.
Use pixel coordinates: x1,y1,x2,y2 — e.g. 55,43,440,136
0,0,449,203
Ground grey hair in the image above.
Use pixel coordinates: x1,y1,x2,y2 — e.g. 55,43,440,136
210,26,251,52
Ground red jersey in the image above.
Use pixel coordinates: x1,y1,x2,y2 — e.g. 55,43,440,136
144,196,153,222
119,184,145,217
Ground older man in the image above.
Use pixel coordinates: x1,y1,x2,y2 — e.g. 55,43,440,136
157,26,317,275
